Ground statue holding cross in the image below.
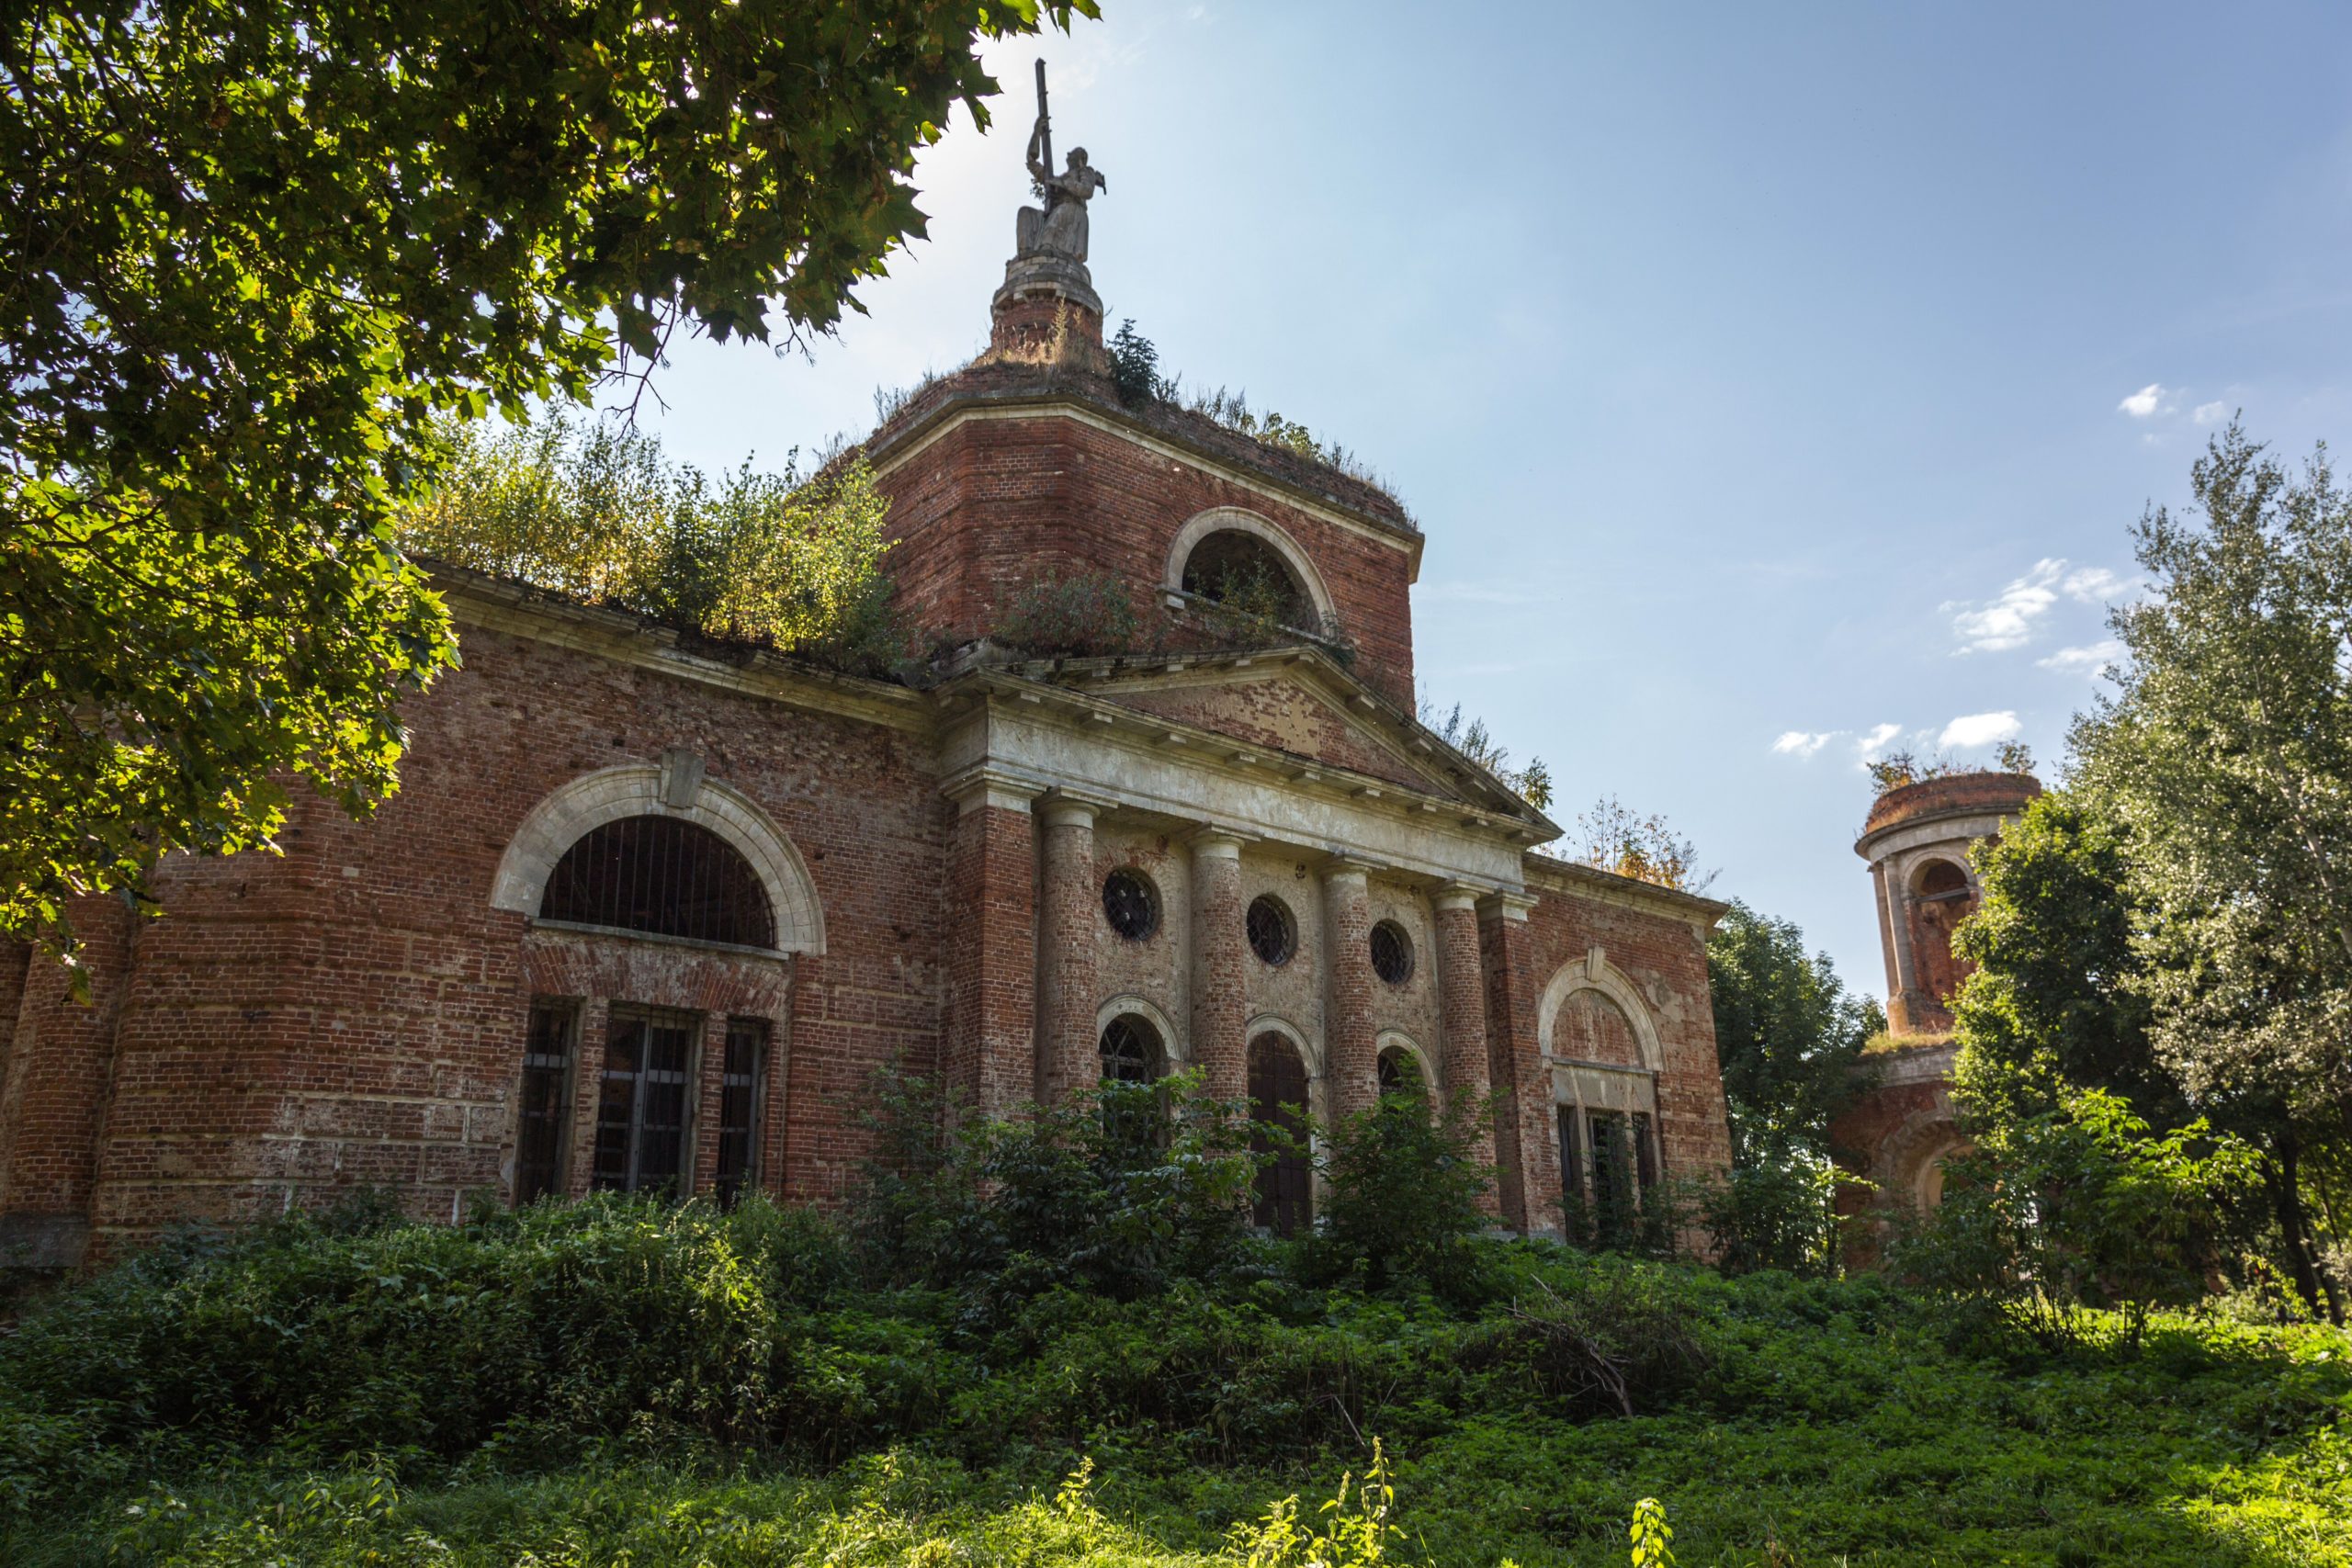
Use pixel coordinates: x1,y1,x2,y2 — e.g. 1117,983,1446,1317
1015,61,1106,263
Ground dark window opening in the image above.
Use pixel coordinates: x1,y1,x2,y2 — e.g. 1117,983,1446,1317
1180,530,1312,629
1377,1044,1425,1099
515,999,577,1204
1249,1032,1312,1235
714,1018,767,1210
1557,1106,1583,1208
1100,1013,1162,1083
1369,919,1414,986
1633,1111,1659,1192
593,1005,697,1195
1587,1110,1632,1217
1099,1013,1165,1146
1247,895,1295,966
1102,869,1160,942
540,815,775,949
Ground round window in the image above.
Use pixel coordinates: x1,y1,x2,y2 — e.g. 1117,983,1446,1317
1102,869,1160,942
1369,919,1414,986
1246,895,1296,966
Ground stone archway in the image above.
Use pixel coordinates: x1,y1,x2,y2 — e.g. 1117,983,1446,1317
492,759,825,954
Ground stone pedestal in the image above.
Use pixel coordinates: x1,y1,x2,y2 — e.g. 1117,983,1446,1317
989,253,1108,372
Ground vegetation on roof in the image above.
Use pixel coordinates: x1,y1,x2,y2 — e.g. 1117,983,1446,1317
1866,740,2036,795
396,414,920,680
1108,321,1406,506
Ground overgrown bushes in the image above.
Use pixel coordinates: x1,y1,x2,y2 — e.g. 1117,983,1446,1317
4,1077,2350,1565
398,415,913,674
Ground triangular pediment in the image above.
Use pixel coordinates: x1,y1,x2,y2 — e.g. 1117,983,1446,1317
984,645,1552,829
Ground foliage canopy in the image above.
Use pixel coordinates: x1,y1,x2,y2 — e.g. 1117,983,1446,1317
1,0,1089,953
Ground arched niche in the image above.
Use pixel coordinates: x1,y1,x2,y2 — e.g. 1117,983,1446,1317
492,762,825,954
1537,955,1664,1073
1162,506,1338,631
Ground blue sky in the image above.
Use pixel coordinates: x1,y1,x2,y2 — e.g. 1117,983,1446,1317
637,2,2352,999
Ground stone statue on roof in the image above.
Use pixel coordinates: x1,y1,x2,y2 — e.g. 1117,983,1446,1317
1015,61,1106,263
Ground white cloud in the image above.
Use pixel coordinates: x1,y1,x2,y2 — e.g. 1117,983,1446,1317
1771,730,1835,758
2119,383,2170,418
1950,559,2064,653
1855,722,1903,761
1947,558,2135,654
2039,638,2123,676
1939,710,2022,749
2059,565,2129,604
2193,400,2229,425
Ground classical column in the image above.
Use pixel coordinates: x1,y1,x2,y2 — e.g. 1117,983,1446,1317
1432,885,1500,1212
1186,828,1250,1105
1478,891,1559,1235
1321,859,1378,1122
944,773,1040,1118
1036,795,1102,1104
1880,856,1929,1033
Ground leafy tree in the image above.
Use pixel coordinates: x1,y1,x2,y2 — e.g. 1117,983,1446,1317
2,0,1092,957
1305,1080,1495,1299
2069,426,2352,1320
1901,1089,2258,1351
1573,796,1713,892
1703,901,1881,1270
1949,790,2177,1130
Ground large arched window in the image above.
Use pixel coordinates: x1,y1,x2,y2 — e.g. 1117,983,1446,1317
1910,858,1974,1008
1180,531,1317,631
539,816,776,949
1249,1032,1312,1235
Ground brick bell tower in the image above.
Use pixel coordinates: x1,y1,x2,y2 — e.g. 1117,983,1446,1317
1832,769,2041,1235
1853,771,2041,1038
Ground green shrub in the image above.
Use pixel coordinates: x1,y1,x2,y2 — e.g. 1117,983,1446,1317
851,1070,1262,1314
989,568,1145,658
1304,1084,1496,1302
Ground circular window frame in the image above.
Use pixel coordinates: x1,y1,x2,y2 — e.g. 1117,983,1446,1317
1246,894,1297,966
1369,919,1415,986
1102,868,1162,942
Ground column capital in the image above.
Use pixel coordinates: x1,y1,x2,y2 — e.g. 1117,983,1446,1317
1037,788,1117,829
1182,824,1252,859
1477,890,1539,923
1432,882,1488,913
1319,854,1379,886
941,765,1042,815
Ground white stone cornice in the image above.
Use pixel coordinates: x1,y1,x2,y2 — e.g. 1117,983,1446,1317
1478,891,1538,923
1182,825,1251,858
940,765,1043,815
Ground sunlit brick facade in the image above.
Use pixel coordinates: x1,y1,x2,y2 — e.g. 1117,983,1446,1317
0,235,1735,1269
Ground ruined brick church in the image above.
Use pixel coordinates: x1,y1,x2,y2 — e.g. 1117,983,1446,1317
0,119,1735,1270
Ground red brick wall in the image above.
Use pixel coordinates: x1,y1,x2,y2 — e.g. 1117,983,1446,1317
1520,875,1736,1188
873,412,1419,697
66,625,948,1249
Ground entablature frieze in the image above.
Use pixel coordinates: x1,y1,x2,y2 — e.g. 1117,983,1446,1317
936,686,1532,895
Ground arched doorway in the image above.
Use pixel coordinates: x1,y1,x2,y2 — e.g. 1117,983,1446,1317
1248,1032,1311,1235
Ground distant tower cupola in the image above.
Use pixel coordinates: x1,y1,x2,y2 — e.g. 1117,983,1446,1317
1853,771,2042,1036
